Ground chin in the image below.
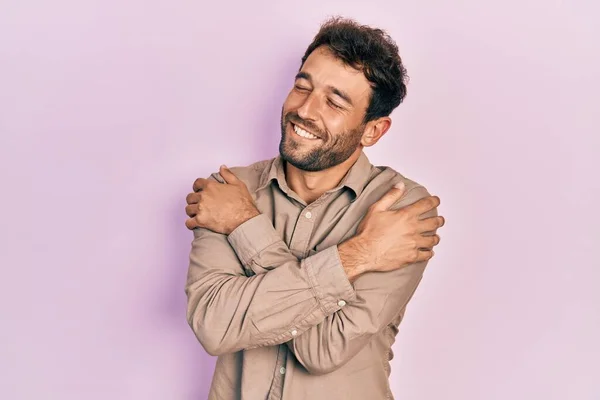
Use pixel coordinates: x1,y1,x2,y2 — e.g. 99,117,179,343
279,143,319,172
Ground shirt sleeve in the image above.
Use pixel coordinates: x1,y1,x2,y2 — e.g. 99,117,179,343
286,185,437,375
185,214,356,357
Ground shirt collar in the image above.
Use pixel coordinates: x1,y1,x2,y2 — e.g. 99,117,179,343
257,151,373,200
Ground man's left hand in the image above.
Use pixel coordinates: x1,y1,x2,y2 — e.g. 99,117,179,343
185,165,260,234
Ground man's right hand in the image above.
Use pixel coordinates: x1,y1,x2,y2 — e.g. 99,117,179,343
338,182,445,282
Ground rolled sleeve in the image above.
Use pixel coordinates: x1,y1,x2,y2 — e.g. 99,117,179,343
227,214,282,267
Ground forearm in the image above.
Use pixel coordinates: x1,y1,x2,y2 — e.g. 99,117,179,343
286,261,427,375
186,226,356,356
229,214,373,283
337,236,372,283
187,258,322,355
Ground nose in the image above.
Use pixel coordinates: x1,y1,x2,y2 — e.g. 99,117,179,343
297,92,319,122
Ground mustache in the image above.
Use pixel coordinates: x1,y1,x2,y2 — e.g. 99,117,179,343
284,112,324,138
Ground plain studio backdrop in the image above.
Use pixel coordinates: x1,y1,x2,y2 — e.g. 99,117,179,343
1,0,598,399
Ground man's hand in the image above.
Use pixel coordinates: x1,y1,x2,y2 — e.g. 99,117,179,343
185,165,260,235
338,182,445,282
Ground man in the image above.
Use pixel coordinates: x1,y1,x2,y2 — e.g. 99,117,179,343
183,17,445,399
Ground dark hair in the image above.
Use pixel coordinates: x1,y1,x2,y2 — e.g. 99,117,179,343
301,17,408,123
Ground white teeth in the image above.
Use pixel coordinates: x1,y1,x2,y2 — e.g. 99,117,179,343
293,124,318,139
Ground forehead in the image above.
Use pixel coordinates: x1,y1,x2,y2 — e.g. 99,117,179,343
299,46,372,104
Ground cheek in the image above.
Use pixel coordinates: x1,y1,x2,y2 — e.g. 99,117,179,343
327,108,366,134
322,112,349,136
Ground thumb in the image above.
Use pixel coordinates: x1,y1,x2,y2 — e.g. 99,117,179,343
219,165,239,184
371,181,406,212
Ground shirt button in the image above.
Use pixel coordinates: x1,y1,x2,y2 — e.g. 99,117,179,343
305,211,312,219
338,300,347,307
280,367,286,375
291,329,298,336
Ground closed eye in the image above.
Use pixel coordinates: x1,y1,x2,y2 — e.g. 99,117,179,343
327,99,343,109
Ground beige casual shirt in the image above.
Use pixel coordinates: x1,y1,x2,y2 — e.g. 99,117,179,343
185,151,436,400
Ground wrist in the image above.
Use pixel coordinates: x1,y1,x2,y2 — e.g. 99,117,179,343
240,206,260,223
227,207,260,235
337,236,372,283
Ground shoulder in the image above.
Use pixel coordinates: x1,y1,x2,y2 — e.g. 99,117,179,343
207,158,275,192
371,165,434,212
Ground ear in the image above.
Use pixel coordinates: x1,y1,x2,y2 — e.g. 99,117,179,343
361,117,392,147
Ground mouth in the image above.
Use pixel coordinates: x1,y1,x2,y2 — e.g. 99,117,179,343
291,122,321,140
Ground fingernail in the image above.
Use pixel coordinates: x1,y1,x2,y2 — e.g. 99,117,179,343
394,182,405,190
220,164,227,169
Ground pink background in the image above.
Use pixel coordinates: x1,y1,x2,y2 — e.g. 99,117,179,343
1,1,598,399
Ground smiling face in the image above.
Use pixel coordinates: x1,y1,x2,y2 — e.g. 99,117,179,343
279,46,374,172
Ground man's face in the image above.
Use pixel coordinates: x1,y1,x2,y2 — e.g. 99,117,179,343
280,46,373,172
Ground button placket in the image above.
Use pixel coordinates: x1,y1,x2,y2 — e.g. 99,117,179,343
293,206,316,258
266,344,288,399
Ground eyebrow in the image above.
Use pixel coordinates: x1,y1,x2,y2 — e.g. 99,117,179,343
295,72,354,106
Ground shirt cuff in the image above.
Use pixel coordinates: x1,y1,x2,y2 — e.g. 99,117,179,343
304,245,357,315
227,214,281,267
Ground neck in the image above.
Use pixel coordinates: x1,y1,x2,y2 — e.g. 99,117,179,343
285,148,362,204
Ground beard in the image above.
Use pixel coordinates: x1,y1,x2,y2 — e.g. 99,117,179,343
279,109,364,172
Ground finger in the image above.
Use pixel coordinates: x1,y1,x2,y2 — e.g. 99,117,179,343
185,217,200,230
418,216,445,233
371,181,406,212
185,204,198,218
415,249,435,263
193,178,209,192
418,234,440,249
219,165,239,185
403,195,440,217
186,192,200,205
